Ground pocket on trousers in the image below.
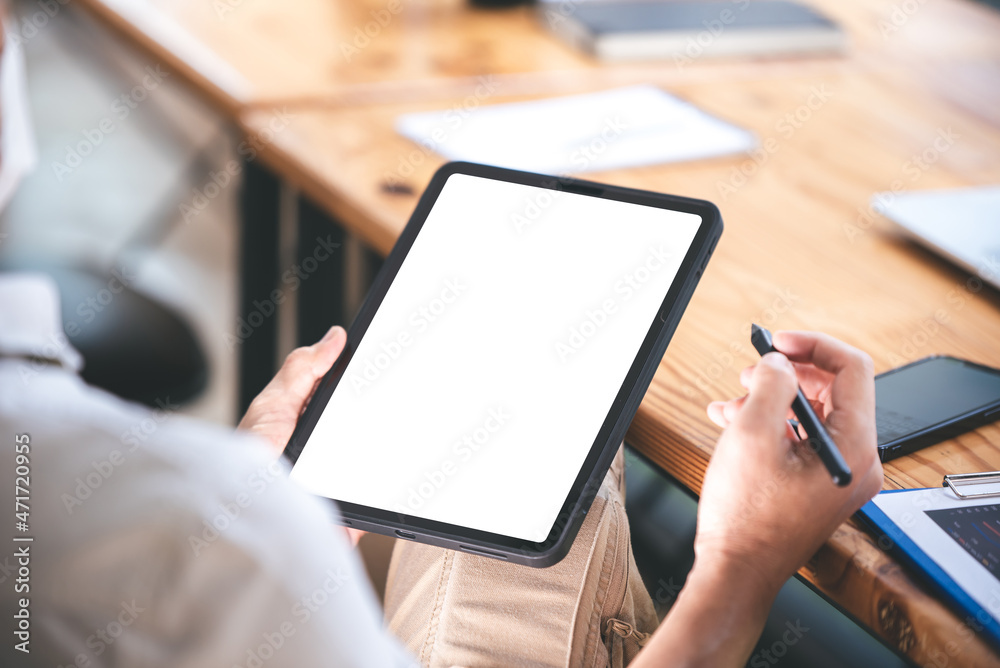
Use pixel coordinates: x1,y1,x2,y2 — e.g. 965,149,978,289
597,494,654,668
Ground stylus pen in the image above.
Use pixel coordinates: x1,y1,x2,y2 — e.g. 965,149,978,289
750,324,853,487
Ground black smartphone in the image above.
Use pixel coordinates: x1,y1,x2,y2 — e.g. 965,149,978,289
875,355,1000,462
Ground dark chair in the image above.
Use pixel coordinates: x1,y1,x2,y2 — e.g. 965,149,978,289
2,262,207,407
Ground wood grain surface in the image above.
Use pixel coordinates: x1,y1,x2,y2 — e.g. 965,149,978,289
74,0,1000,112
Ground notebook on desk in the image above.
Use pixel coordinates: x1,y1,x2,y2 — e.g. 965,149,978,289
537,0,846,63
857,474,1000,652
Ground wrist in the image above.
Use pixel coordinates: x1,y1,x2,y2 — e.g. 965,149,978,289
687,550,784,615
634,548,784,667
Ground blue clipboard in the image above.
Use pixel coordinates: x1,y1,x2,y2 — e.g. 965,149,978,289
856,489,1000,652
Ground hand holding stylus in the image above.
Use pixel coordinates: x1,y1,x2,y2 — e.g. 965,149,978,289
701,328,883,573
750,324,853,486
633,330,883,668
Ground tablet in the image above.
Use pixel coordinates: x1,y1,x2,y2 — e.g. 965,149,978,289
284,162,722,567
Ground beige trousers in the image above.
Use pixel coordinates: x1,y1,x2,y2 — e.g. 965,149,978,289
384,447,658,667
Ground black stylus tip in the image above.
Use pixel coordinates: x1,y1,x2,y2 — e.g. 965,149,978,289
750,323,773,354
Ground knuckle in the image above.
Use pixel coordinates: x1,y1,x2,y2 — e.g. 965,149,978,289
855,351,875,376
759,358,795,386
724,420,753,445
769,365,798,395
284,347,312,367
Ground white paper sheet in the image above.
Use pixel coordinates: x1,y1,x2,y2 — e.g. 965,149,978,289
395,85,756,174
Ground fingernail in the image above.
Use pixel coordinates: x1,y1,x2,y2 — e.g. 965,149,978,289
321,326,343,343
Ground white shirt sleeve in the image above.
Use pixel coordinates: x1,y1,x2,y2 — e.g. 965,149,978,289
0,277,415,668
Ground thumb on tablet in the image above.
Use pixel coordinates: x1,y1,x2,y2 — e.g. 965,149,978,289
238,326,347,455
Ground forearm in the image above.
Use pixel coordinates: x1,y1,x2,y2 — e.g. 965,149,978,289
631,558,781,668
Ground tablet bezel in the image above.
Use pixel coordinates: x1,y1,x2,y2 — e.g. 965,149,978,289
283,162,722,567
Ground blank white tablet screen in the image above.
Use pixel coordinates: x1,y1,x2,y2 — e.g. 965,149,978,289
290,173,701,542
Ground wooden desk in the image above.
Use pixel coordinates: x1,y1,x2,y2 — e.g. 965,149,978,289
74,0,1000,114
239,5,1000,666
